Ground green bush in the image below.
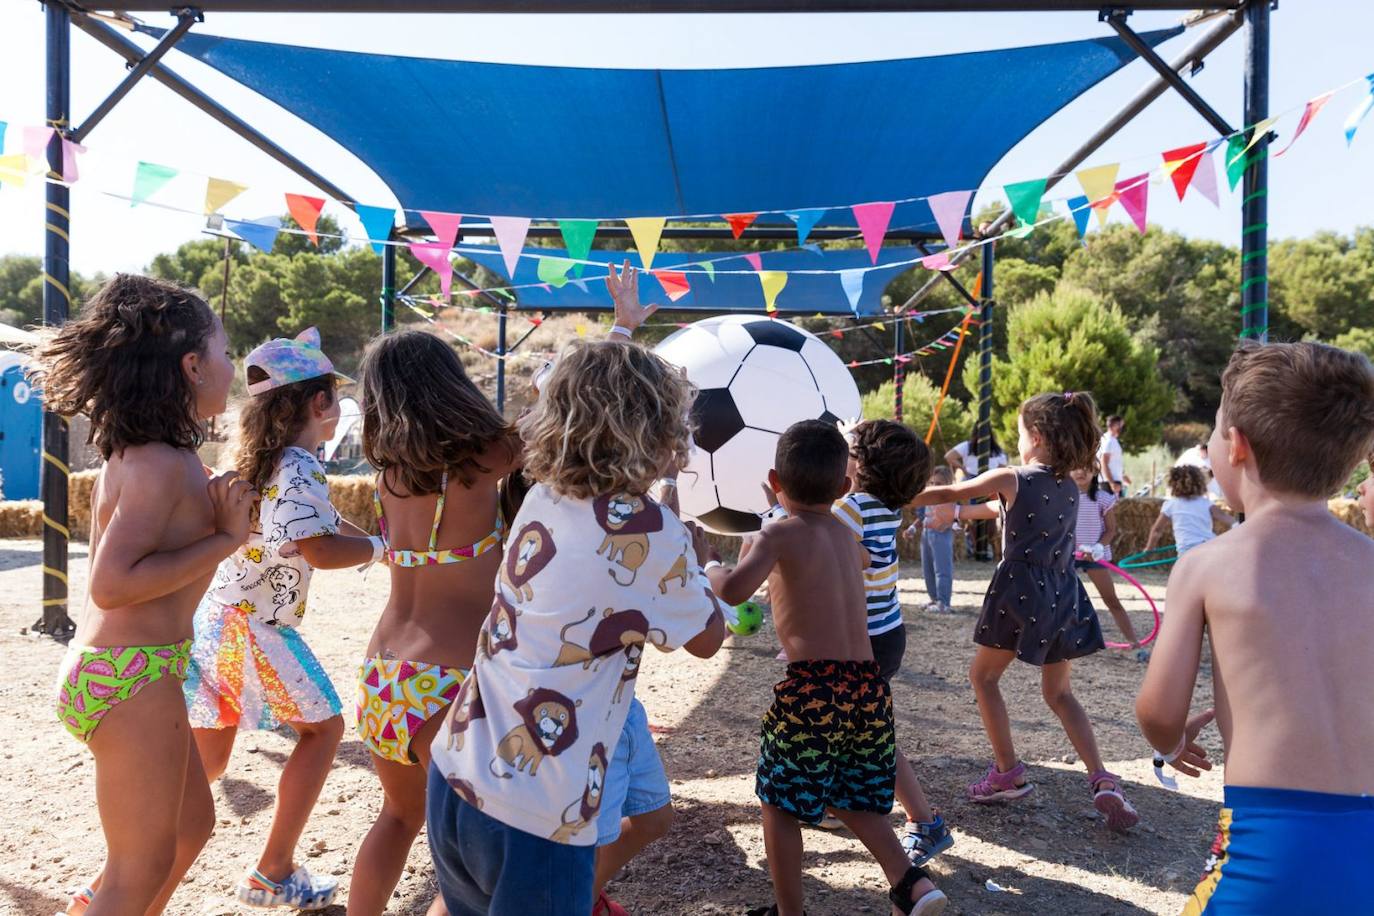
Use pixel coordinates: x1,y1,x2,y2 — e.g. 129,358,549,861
860,372,974,455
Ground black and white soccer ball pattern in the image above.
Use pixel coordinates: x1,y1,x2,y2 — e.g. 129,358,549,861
654,316,861,535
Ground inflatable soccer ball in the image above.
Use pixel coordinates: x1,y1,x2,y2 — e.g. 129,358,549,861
654,316,861,535
728,600,765,637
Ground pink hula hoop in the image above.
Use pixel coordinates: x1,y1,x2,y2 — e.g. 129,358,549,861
1076,551,1162,649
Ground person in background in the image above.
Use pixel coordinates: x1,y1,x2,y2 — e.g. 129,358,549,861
903,466,958,614
944,431,1008,482
1144,465,1236,559
1097,415,1130,496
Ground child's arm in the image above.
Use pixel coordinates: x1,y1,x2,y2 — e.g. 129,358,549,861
1100,504,1119,551
909,467,1016,509
1209,504,1237,529
706,525,781,607
958,501,1000,521
1143,512,1170,552
89,461,254,609
295,532,378,570
1135,552,1215,776
606,261,660,337
670,522,725,659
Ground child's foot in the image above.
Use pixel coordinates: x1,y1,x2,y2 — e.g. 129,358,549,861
57,886,94,916
237,866,338,910
1089,770,1140,832
899,813,954,867
967,761,1034,803
593,891,630,916
888,864,947,915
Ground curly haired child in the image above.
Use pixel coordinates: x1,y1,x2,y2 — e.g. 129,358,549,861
1144,464,1235,558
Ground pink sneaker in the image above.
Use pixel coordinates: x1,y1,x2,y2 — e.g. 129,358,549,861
1090,770,1139,832
967,761,1035,803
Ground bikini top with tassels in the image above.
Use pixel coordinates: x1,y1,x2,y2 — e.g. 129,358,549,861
372,470,504,568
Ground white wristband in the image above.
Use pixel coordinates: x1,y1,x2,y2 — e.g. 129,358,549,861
1159,732,1188,764
610,325,633,339
658,478,678,491
703,560,724,572
368,535,385,563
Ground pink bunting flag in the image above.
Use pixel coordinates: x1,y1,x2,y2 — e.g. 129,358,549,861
23,127,53,165
409,242,454,297
654,270,691,302
420,210,463,249
852,201,895,264
1190,145,1220,208
920,252,953,271
1114,174,1149,233
744,252,763,272
926,190,971,252
60,138,85,183
489,216,531,279
1275,91,1334,157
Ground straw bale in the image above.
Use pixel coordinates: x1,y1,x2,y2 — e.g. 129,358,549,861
1329,498,1372,538
328,475,379,534
0,501,41,538
70,470,98,541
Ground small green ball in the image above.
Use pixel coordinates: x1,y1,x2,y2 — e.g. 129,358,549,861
728,600,764,636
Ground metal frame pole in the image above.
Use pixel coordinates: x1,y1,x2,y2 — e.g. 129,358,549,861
496,306,508,415
1240,0,1271,342
381,238,396,333
71,8,199,142
40,2,75,640
973,241,995,561
892,320,905,422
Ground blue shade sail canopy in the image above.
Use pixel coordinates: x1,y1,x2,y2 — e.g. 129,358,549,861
451,245,919,315
157,26,1182,235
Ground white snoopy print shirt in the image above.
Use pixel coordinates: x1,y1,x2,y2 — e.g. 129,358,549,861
207,446,340,627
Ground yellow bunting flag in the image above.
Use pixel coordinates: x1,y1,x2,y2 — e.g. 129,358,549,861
625,217,666,270
204,177,249,215
1075,163,1120,227
758,271,788,314
0,154,28,187
1233,117,1278,163
874,321,887,331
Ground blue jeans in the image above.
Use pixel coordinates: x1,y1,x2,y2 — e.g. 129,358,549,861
425,763,595,916
596,698,671,846
922,528,955,606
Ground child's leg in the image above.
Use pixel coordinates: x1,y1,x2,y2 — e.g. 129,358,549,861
193,726,237,782
933,531,954,607
829,810,937,914
760,803,805,916
257,715,344,881
1085,567,1140,646
968,647,1018,772
893,750,934,824
920,533,939,605
1039,661,1105,774
594,804,673,896
85,676,212,916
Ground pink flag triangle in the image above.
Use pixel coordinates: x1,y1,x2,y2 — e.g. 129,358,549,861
654,270,691,302
926,190,971,252
23,127,54,164
1275,91,1334,157
409,242,454,297
420,210,463,248
59,138,86,183
1114,174,1149,233
744,252,763,272
1190,146,1220,207
852,201,895,264
920,252,953,271
489,216,531,279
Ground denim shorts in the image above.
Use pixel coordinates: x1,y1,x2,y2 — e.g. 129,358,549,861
596,697,671,846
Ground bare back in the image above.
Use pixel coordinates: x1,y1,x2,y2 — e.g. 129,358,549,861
84,444,217,646
765,513,873,664
1192,510,1374,793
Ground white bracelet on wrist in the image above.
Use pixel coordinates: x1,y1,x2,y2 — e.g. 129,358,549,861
610,325,633,339
703,560,725,572
1158,732,1188,764
368,535,385,563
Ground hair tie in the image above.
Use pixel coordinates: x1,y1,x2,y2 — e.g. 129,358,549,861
1063,391,1074,403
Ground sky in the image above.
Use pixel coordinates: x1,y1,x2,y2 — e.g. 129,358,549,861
0,2,1371,275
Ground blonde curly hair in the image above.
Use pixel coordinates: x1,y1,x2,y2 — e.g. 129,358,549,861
521,340,695,500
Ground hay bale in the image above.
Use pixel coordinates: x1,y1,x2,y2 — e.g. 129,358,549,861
70,470,98,541
1109,497,1166,559
1329,498,1372,538
328,475,379,534
0,500,41,538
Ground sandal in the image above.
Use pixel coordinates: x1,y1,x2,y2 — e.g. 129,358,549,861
1089,770,1140,832
745,907,806,916
55,885,95,916
888,864,948,915
594,890,629,916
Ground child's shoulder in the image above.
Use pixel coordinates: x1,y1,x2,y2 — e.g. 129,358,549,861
112,442,198,488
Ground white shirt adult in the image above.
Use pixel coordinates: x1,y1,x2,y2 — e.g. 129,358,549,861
1097,426,1128,493
945,439,1008,479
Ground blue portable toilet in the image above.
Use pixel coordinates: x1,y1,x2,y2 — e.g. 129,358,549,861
0,352,41,500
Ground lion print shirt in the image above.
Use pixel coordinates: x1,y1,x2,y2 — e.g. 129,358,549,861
207,447,340,628
431,483,722,846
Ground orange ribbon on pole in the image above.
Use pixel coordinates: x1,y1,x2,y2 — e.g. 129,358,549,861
925,273,980,445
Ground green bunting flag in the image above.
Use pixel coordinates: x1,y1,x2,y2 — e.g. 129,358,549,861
558,219,598,277
1003,177,1048,233
537,256,576,288
131,161,179,207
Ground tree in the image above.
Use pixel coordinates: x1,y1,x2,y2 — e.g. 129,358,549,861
148,238,246,292
975,285,1173,453
860,372,974,456
1334,326,1374,362
1269,230,1374,340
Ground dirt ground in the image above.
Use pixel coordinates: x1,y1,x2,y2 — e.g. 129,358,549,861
0,539,1223,916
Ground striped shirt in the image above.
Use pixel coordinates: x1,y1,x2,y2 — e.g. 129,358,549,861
833,492,904,636
1074,488,1117,560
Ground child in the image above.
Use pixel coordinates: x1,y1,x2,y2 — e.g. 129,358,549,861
1137,341,1374,912
39,274,255,915
912,393,1139,832
184,328,377,910
835,420,952,867
708,420,947,916
1069,467,1144,654
425,338,725,915
1358,455,1374,529
903,466,959,615
1144,464,1235,557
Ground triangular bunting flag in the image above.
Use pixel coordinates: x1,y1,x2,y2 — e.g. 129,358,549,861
624,217,665,270
1233,117,1277,162
409,242,454,297
1224,136,1248,190
1191,144,1220,207
1003,178,1047,233
654,270,691,302
1114,174,1149,233
1275,91,1334,157
758,271,787,314
1343,75,1374,146
23,127,54,165
744,252,763,272
536,256,575,288
59,139,85,183
204,177,248,215
1161,143,1207,201
927,190,972,252
701,261,716,282
725,213,758,239
558,219,598,277
1066,196,1092,240
0,154,28,187
852,201,895,264
0,122,6,153
131,161,179,207
490,216,532,278
839,269,866,313
570,278,590,293
920,252,956,271
420,210,463,249
355,205,397,254
1075,163,1120,227
226,216,282,254
285,194,326,245
785,209,825,245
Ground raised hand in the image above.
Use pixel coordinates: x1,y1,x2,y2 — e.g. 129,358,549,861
606,259,659,335
1166,708,1217,778
208,470,257,546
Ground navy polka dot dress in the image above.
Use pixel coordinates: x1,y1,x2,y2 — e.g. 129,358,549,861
974,465,1104,665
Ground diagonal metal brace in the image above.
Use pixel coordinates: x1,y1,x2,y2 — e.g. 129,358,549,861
1103,9,1236,136
915,242,981,310
71,7,200,142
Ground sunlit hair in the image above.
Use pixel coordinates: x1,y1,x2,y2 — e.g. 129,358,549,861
1019,390,1101,477
1167,464,1208,500
522,340,695,500
850,419,929,510
359,330,513,495
929,465,954,486
1220,341,1374,498
234,375,336,496
30,273,215,459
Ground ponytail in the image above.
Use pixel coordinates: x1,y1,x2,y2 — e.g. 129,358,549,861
1019,390,1102,477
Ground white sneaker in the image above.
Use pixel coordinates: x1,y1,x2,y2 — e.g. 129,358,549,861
237,867,338,911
